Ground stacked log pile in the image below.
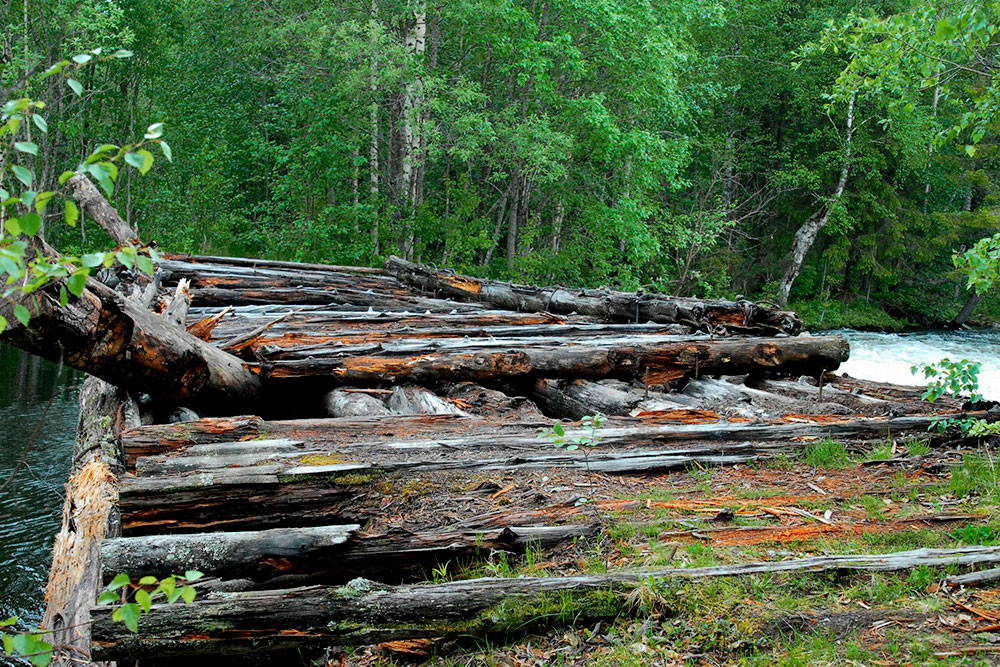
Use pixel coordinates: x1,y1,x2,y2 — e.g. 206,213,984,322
20,242,995,662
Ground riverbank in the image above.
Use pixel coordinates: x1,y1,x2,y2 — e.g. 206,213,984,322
792,292,1000,332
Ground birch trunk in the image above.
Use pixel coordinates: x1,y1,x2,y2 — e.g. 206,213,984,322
777,93,856,307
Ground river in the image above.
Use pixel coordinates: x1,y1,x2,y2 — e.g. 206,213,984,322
0,346,81,630
1,328,999,628
834,328,1000,400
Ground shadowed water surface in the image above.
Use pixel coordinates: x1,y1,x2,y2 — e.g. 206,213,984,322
0,346,81,628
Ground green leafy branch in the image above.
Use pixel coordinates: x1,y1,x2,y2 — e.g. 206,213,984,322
1,49,171,334
98,570,204,632
1,570,202,666
538,413,605,506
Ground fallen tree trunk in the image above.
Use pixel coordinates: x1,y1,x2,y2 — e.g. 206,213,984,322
262,335,850,385
101,523,596,584
91,545,1000,659
386,256,803,335
0,277,260,413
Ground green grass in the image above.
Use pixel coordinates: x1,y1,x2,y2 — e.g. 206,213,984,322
950,450,1000,501
801,439,851,469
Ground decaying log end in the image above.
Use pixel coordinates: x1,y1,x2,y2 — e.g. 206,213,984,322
43,376,140,666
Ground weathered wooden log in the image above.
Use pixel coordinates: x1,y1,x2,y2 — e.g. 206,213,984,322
386,256,803,335
324,389,392,417
532,379,645,419
117,408,996,535
262,335,850,385
387,386,467,415
0,277,260,413
121,414,480,467
100,523,596,584
42,377,140,666
163,253,386,275
91,546,1000,659
443,382,544,420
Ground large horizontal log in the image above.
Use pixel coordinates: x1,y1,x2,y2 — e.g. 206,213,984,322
118,409,995,535
262,334,850,385
101,523,596,584
386,256,803,335
0,277,260,413
91,546,1000,659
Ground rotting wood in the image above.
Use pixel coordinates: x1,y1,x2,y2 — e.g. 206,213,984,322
0,277,260,413
100,523,596,584
261,334,850,385
42,377,140,666
186,305,233,340
116,408,996,536
90,546,1000,659
386,255,803,335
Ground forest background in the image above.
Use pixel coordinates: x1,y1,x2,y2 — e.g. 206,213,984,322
1,0,997,331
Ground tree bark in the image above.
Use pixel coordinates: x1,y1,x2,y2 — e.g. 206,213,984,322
91,546,1000,659
386,256,803,335
777,93,856,307
100,523,594,585
261,334,850,385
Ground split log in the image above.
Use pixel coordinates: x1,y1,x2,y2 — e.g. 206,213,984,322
386,256,803,335
0,277,260,413
42,376,140,666
91,546,1000,659
100,524,596,585
262,334,851,385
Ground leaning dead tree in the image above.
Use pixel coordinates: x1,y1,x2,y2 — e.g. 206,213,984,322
0,176,260,414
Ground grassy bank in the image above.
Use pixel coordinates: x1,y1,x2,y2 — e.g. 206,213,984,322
347,436,1000,667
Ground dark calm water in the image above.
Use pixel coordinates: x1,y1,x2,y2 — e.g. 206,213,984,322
0,346,81,627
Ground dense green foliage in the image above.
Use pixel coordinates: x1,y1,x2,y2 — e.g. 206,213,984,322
1,0,997,327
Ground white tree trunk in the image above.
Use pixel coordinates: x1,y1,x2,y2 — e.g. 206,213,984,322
369,0,381,254
400,0,426,258
777,93,856,307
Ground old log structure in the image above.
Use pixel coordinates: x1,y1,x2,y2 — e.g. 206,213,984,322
7,186,995,663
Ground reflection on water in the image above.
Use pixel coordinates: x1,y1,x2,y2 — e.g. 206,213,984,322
0,346,81,627
834,329,1000,401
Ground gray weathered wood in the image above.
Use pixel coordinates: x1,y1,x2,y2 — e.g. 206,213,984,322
91,546,1000,659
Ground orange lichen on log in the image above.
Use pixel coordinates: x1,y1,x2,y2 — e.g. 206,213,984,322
633,409,721,423
781,413,854,424
187,306,233,340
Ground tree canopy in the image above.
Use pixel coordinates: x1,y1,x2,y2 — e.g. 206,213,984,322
1,0,998,328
